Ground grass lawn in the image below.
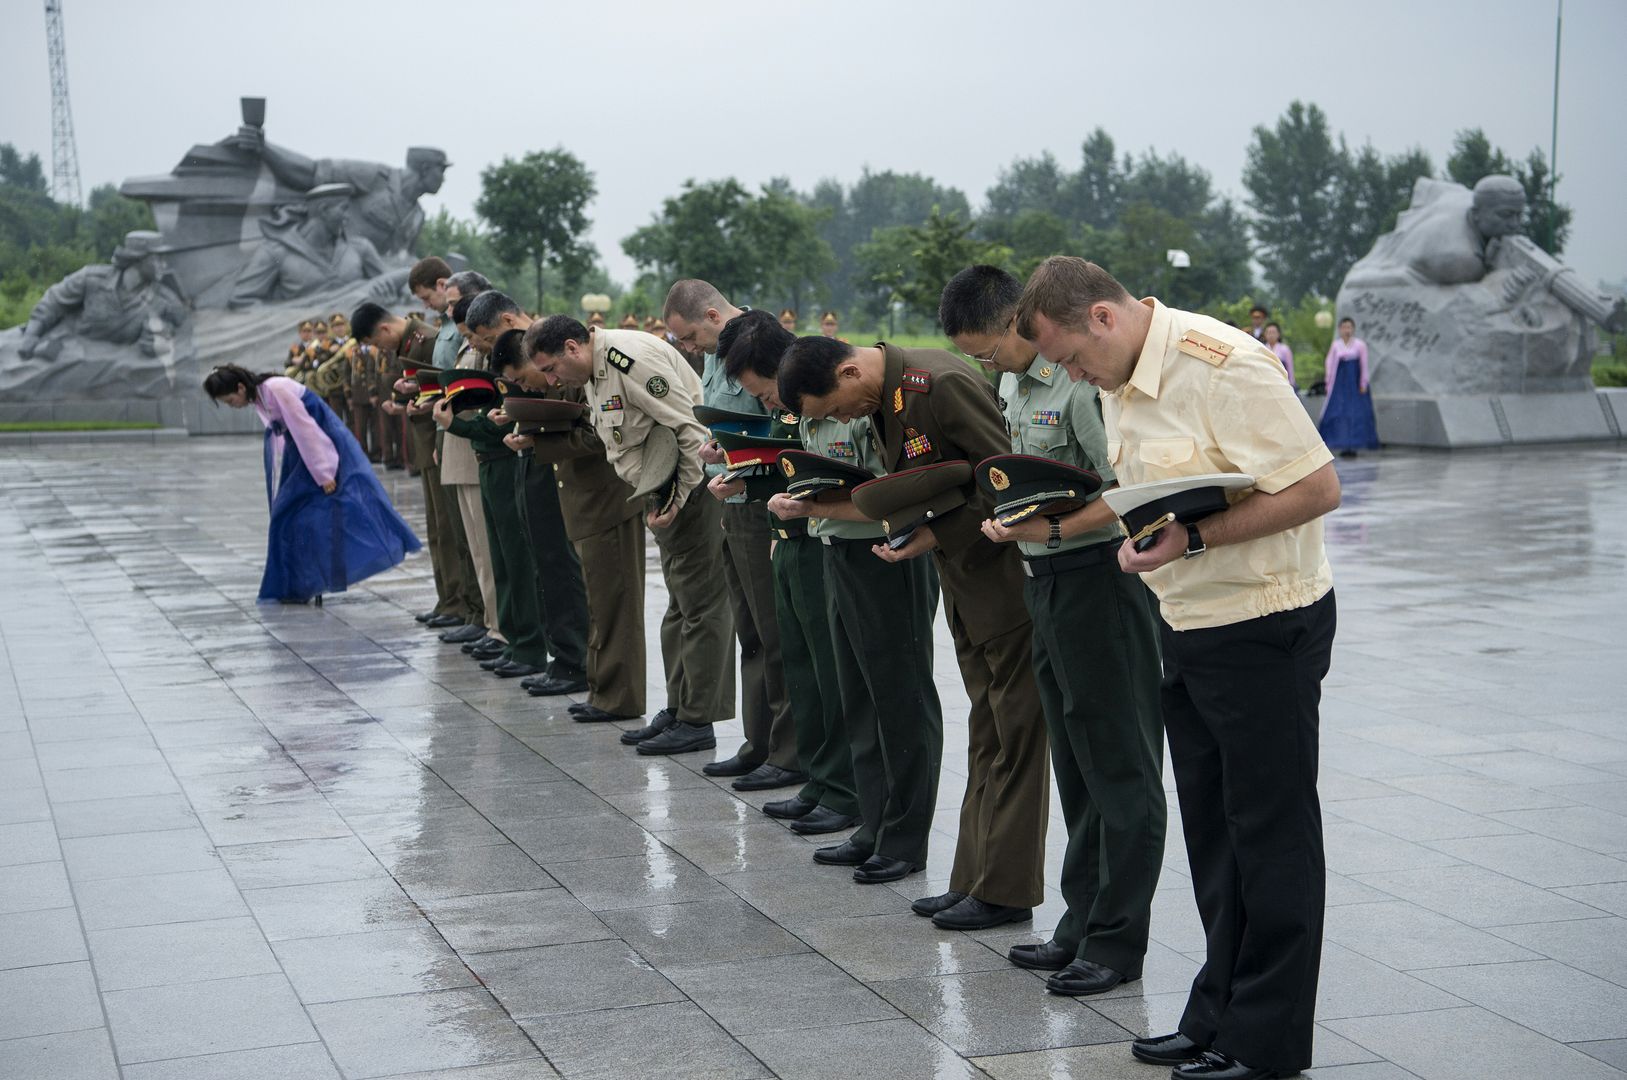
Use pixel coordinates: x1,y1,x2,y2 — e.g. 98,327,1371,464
0,421,163,432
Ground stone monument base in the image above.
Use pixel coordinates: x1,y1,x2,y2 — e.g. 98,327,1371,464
1375,391,1623,448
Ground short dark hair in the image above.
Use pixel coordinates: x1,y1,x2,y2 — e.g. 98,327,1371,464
776,336,854,413
465,291,521,331
490,328,527,372
1264,321,1282,335
1013,257,1132,340
202,363,272,403
1338,316,1356,328
450,293,477,326
939,264,1022,337
349,301,390,342
408,256,453,291
446,269,491,296
524,314,590,358
719,309,794,382
1249,304,1270,318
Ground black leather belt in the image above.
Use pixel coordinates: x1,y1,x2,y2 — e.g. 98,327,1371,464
476,451,513,464
1023,538,1122,577
819,533,879,547
774,527,811,541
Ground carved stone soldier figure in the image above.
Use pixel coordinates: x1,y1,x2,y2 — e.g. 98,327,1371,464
228,184,388,309
18,231,188,360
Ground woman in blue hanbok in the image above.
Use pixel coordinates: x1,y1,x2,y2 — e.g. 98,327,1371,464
1318,317,1380,457
204,364,420,603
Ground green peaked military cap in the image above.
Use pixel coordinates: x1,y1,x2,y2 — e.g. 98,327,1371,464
405,365,452,404
976,454,1103,527
628,424,681,516
1102,472,1254,550
850,461,974,550
441,368,502,411
694,405,776,438
714,427,801,468
777,448,876,501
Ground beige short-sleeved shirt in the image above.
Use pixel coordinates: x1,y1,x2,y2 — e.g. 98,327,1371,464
1103,299,1334,630
585,328,709,509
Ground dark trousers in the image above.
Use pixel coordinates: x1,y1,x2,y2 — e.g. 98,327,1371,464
652,493,735,725
349,400,376,460
1165,591,1335,1075
422,462,481,623
824,539,942,864
576,514,647,717
771,535,858,816
1028,556,1166,973
723,505,797,769
522,458,589,679
378,410,402,467
480,457,548,668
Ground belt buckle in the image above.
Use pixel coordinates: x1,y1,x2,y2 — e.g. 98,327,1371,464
1022,560,1035,578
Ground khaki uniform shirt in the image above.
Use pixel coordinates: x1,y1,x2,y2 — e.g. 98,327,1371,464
584,328,709,509
799,416,886,542
437,341,481,487
528,384,641,542
999,360,1119,557
1104,299,1334,631
873,343,1028,646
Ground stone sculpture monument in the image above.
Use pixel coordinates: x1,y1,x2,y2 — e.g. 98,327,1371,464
0,98,445,432
1336,175,1627,446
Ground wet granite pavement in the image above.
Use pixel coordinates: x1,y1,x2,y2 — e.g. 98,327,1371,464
2,438,1625,1080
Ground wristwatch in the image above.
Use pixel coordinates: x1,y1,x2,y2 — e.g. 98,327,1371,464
1046,516,1063,550
1182,522,1206,559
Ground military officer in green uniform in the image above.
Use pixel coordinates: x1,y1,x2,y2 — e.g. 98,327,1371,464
352,301,482,630
665,280,799,790
525,315,735,757
941,265,1165,995
778,333,1048,921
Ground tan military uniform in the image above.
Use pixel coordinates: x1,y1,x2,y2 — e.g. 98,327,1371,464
347,342,379,459
583,328,733,725
442,341,500,640
374,346,404,468
400,316,480,623
529,384,647,717
871,342,1048,909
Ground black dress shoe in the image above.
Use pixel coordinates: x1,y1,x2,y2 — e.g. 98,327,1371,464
812,839,872,866
732,764,809,791
525,675,590,696
1131,1032,1210,1067
1172,1049,1293,1079
1046,958,1134,997
702,753,759,778
470,642,507,661
570,704,635,721
462,635,497,654
931,895,1032,930
910,891,966,917
620,707,676,745
494,661,541,678
426,613,462,628
762,795,818,820
440,623,486,644
1007,940,1073,971
478,655,510,671
789,807,859,835
853,855,924,884
635,721,717,756
415,610,437,623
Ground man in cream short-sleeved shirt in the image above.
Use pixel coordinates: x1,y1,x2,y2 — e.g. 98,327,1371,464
1019,257,1341,1080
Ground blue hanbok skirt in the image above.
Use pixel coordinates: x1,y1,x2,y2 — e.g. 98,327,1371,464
1317,359,1380,452
259,388,421,602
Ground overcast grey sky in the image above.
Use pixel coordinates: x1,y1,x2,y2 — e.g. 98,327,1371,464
4,0,1624,292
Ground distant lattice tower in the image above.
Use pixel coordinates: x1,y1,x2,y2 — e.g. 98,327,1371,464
44,0,83,206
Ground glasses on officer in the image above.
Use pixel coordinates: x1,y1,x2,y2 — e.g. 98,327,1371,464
964,318,1014,364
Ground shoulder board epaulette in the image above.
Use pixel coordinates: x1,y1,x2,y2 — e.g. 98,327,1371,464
606,347,636,373
1177,331,1231,366
902,367,933,392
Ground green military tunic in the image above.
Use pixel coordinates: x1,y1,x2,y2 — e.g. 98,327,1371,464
802,415,941,862
870,343,1048,908
447,407,549,667
1000,358,1166,971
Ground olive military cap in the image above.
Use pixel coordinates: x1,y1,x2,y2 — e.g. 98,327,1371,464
976,454,1102,527
850,461,974,550
500,394,588,436
694,405,775,438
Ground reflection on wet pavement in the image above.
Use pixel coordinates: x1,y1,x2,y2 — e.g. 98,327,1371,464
2,440,1626,1079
